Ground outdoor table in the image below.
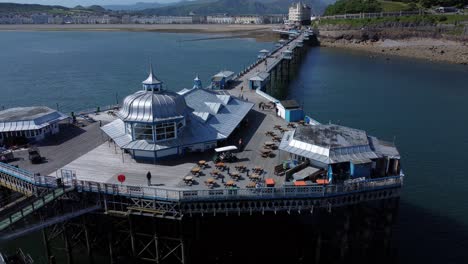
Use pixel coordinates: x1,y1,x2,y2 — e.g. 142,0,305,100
226,180,235,186
211,170,220,175
184,176,193,182
264,141,274,146
253,166,263,172
207,178,215,184
274,125,281,129
191,167,201,175
250,174,260,180
215,162,225,168
246,182,256,188
198,160,206,167
261,149,271,154
230,172,240,180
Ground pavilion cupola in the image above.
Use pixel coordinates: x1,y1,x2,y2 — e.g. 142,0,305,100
142,64,163,92
193,74,203,89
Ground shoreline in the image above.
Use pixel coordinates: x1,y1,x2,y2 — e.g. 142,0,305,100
0,23,279,42
0,23,276,32
320,37,468,65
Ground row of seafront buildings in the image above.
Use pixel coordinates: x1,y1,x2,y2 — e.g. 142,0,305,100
0,2,312,25
0,14,286,25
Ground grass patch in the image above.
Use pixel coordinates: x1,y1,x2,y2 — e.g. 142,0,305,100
379,1,409,12
316,14,468,28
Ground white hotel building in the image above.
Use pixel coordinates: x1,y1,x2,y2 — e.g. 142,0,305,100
288,2,312,25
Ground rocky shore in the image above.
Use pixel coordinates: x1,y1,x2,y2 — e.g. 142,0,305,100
318,27,468,65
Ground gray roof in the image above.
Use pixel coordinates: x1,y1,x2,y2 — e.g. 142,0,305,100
118,90,186,123
279,124,397,165
280,100,300,109
294,125,369,149
184,88,254,138
249,72,270,82
368,136,400,158
293,166,321,180
102,88,254,152
0,106,69,132
214,71,234,79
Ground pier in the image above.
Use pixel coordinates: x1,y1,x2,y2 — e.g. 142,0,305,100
0,31,403,263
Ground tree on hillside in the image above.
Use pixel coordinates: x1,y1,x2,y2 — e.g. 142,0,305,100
324,0,383,15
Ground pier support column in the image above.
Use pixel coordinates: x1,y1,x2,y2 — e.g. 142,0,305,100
83,219,94,264
42,227,52,263
129,215,136,257
107,226,114,264
62,224,73,264
315,231,322,264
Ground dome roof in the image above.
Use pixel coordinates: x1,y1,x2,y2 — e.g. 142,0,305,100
118,90,186,123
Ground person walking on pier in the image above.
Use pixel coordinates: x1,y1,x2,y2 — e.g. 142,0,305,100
146,171,152,186
238,138,243,152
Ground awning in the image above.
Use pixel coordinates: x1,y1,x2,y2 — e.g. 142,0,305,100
215,146,238,153
292,166,321,180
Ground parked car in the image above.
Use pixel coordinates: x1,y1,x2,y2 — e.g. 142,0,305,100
28,148,43,164
0,150,14,163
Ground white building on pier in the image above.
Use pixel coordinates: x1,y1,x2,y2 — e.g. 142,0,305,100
101,66,253,161
0,106,69,145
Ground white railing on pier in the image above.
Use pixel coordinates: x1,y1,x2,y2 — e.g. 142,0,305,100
69,175,402,202
0,162,403,202
0,163,35,183
255,88,280,104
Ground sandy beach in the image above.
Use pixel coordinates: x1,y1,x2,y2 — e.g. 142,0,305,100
321,37,468,65
0,24,280,42
0,23,276,32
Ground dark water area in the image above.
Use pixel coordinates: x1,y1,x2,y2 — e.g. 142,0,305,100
288,47,468,263
1,32,468,263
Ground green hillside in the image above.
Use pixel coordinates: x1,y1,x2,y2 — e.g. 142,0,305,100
0,3,107,15
140,0,334,16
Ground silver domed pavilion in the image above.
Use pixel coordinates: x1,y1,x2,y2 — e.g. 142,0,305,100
102,66,254,161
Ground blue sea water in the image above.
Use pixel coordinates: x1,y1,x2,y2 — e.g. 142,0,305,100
0,31,275,113
288,47,468,263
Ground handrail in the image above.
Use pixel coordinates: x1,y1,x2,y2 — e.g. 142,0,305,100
1,163,403,202
0,162,35,183
70,175,403,202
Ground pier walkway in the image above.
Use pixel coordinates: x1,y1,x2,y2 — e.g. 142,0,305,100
0,187,71,232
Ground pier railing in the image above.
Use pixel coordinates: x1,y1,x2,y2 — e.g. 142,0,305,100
68,175,403,202
0,162,403,202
